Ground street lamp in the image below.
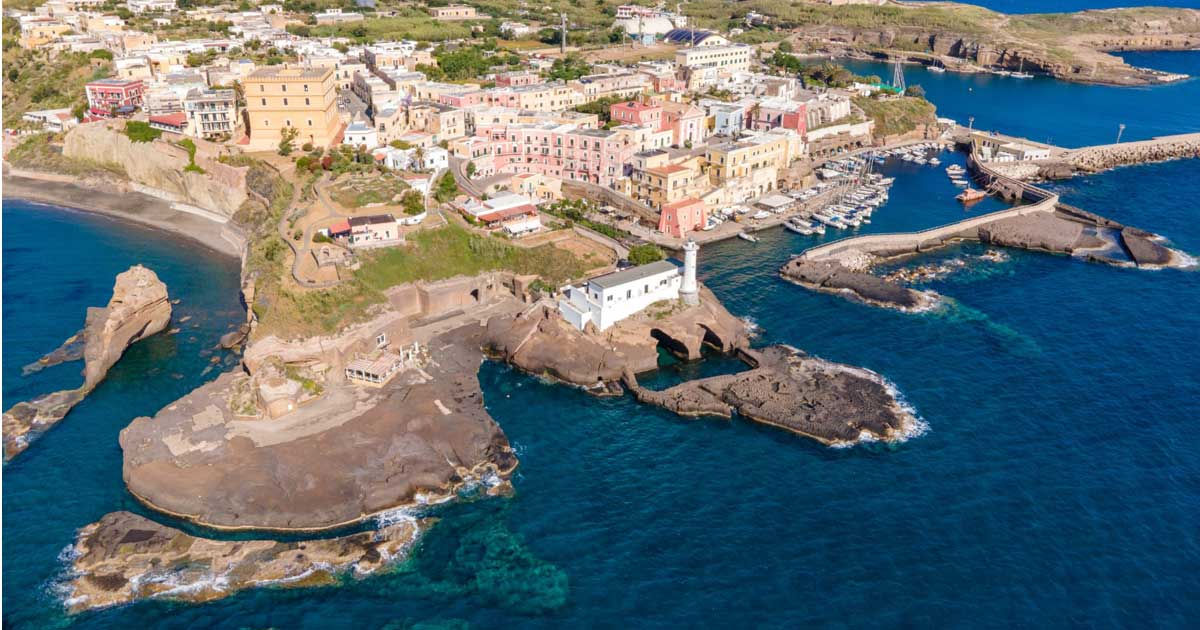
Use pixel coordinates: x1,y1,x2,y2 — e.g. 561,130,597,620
968,116,975,132
1116,123,1126,144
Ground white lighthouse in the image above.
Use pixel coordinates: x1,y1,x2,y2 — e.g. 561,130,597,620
680,239,699,305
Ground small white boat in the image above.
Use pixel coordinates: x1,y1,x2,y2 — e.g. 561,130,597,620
810,221,826,235
928,65,946,74
929,157,941,166
951,179,970,187
784,220,814,236
751,210,771,220
737,232,759,243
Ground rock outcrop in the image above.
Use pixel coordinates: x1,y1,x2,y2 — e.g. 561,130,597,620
61,511,423,613
484,286,751,387
3,266,171,460
1065,135,1200,173
627,346,921,446
120,322,516,531
63,122,248,217
780,259,937,312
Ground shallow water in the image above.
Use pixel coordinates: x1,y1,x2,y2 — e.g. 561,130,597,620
4,50,1200,630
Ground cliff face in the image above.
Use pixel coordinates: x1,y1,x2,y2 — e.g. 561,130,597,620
796,7,1200,85
63,123,249,217
2,265,171,460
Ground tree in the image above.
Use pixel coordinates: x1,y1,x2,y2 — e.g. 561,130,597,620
627,244,664,266
278,126,299,156
434,172,459,202
465,161,476,178
400,190,425,216
548,55,592,82
778,40,794,53
905,85,926,99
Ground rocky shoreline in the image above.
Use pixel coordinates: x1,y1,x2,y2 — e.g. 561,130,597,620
3,266,172,460
626,345,921,446
61,511,424,613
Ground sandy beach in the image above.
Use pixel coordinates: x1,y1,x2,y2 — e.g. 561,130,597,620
3,174,244,259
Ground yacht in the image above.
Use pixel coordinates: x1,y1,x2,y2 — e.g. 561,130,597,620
929,64,946,74
1011,59,1034,79
737,232,760,243
784,220,814,236
929,157,941,166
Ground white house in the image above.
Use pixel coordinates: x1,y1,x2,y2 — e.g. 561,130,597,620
421,146,448,171
558,260,683,331
343,119,379,150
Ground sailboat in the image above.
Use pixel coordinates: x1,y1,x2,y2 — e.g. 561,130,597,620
1011,58,1033,79
928,60,946,74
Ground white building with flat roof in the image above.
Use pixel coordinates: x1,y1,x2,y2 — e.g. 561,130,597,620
559,260,683,331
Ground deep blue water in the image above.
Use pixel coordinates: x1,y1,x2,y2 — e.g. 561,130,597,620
4,53,1200,630
913,0,1199,12
842,51,1200,147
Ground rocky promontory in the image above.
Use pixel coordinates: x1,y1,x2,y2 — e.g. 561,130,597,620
62,510,423,613
627,345,921,446
3,265,171,460
484,286,750,388
120,322,516,531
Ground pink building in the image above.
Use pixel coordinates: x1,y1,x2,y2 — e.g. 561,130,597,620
459,123,637,187
658,197,707,238
85,78,146,116
750,99,807,135
609,101,663,128
663,104,706,147
495,71,543,87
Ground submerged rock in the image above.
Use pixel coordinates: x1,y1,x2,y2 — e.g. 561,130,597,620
627,345,920,446
62,511,423,613
780,259,937,312
3,265,171,460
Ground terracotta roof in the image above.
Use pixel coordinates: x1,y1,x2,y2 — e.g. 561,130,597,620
477,205,536,223
149,112,187,127
329,219,351,234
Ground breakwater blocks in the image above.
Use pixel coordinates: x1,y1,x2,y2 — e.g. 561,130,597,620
61,511,423,613
626,345,920,446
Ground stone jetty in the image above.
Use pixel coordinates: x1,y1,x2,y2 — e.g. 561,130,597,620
3,265,171,460
625,345,920,446
1062,133,1200,173
62,511,423,613
784,202,1184,310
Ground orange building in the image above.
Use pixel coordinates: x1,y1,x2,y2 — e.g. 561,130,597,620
658,197,707,238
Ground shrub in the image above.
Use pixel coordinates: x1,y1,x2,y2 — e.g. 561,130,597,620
124,120,162,143
627,244,664,266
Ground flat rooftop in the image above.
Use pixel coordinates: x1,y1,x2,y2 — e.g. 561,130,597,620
589,260,679,290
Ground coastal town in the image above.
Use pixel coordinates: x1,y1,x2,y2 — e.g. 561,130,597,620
3,0,1200,618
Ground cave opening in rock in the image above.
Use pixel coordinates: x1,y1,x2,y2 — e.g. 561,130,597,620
700,325,725,351
650,328,689,361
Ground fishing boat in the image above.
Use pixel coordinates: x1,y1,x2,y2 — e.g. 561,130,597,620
737,232,759,243
957,188,987,203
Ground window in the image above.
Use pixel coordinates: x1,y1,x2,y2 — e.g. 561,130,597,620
307,119,312,126
305,97,310,105
304,84,309,92
281,84,286,92
261,98,266,106
259,84,264,92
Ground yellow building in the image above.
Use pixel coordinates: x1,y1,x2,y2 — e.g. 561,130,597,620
19,21,72,49
704,132,795,184
629,151,707,211
244,65,341,151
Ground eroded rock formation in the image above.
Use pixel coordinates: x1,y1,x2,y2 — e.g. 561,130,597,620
484,286,751,387
3,265,171,460
120,323,516,531
62,511,423,613
627,346,920,446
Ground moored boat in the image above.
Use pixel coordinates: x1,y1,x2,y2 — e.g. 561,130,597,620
957,188,987,203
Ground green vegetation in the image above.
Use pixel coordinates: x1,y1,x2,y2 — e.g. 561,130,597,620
767,53,882,89
626,244,664,266
283,364,324,397
542,199,627,240
2,48,110,127
299,10,475,43
6,132,125,177
435,172,460,203
547,54,592,81
178,138,205,174
278,127,299,156
573,96,625,126
258,223,588,338
419,42,522,81
332,173,408,208
852,95,937,138
401,191,426,216
124,121,163,143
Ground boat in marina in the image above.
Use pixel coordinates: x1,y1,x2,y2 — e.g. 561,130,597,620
1011,59,1033,79
784,220,814,236
737,232,759,243
951,178,970,187
929,157,941,166
929,64,946,74
957,188,987,203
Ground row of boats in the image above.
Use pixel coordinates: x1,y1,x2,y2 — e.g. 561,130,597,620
874,142,944,166
946,164,988,203
783,175,893,236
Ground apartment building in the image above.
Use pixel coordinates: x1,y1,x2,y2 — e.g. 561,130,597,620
675,44,753,72
571,72,648,101
184,88,238,139
19,19,71,48
428,4,476,20
363,42,436,73
628,150,707,210
495,70,542,88
661,101,706,147
748,97,807,135
244,65,340,151
485,82,583,112
610,100,662,128
453,123,638,187
85,78,146,116
705,129,800,184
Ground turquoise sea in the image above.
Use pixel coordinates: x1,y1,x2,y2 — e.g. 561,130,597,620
4,53,1200,630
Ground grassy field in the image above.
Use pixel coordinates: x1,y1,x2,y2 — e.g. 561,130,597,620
853,96,937,138
331,174,410,208
255,223,588,339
